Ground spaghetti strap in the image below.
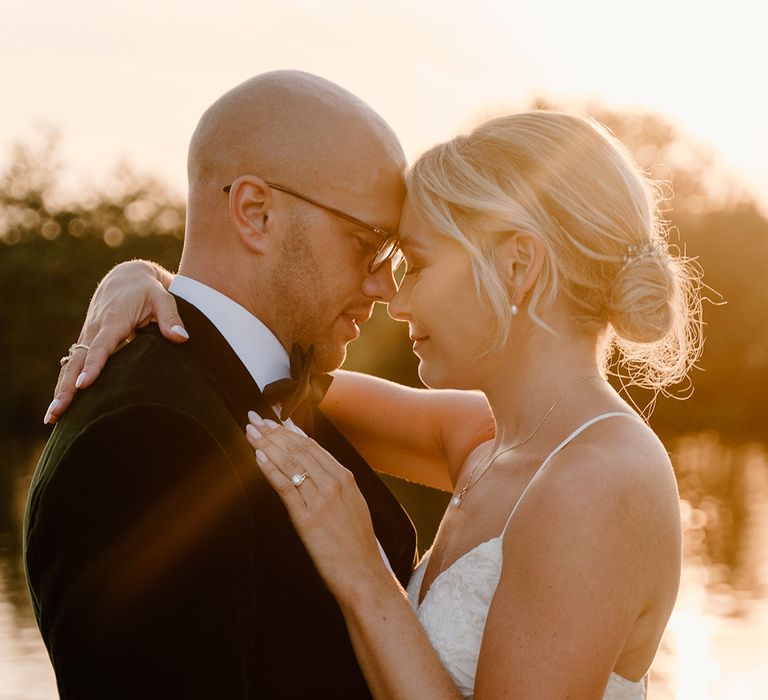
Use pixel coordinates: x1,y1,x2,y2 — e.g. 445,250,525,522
500,412,638,536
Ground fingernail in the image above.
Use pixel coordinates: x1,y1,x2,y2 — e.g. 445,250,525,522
75,372,87,389
264,419,280,429
248,410,265,426
43,399,60,425
246,424,262,440
171,325,189,340
255,449,268,464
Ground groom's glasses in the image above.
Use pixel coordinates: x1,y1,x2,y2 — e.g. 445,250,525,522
223,182,403,273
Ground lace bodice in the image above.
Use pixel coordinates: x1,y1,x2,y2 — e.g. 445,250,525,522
406,413,648,699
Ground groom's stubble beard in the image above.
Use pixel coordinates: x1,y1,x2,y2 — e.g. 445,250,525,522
270,212,349,373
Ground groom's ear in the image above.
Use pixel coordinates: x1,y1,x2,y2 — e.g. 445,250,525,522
226,176,276,255
495,231,546,300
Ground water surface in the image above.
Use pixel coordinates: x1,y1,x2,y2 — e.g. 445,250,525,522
2,436,766,698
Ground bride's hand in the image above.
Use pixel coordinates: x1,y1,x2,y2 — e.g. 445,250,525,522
246,412,391,603
45,260,186,424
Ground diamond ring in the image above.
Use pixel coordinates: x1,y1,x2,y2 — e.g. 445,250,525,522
290,472,309,487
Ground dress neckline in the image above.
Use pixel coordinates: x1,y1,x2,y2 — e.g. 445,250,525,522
412,544,646,688
416,536,501,607
411,411,648,690
417,412,637,607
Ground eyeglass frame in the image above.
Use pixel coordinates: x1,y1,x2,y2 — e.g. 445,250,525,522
222,181,403,273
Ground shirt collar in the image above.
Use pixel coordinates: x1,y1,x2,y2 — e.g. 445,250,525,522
168,275,290,390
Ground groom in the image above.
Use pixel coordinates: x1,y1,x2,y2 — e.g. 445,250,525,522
24,72,416,699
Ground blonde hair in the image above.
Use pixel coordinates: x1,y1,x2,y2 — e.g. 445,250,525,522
406,110,702,392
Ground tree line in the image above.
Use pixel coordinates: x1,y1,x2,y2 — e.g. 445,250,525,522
2,107,766,571
2,109,767,447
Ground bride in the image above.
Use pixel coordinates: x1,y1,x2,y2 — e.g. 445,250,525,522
50,111,701,698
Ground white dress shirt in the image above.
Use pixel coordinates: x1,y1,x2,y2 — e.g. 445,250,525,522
169,275,290,390
168,275,394,572
170,275,298,434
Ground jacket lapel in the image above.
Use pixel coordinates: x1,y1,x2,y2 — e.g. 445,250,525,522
161,295,417,586
167,295,281,426
312,408,417,587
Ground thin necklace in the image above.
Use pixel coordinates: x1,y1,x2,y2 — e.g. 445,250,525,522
450,375,602,507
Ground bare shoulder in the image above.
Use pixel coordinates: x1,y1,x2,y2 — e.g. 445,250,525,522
540,416,677,515
504,414,681,591
480,416,681,691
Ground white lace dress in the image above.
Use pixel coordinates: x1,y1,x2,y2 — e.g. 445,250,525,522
406,413,648,699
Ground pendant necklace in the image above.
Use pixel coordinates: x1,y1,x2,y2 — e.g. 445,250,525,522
450,375,602,507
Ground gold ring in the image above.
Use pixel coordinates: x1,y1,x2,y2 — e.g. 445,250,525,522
60,342,90,367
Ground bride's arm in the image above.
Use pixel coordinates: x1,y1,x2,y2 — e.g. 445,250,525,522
323,372,493,491
340,570,463,699
47,260,494,490
250,418,676,699
248,419,464,700
46,260,184,423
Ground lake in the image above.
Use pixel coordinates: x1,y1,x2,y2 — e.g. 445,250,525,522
2,435,767,698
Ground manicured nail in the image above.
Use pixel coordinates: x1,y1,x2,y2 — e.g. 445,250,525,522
44,399,60,425
75,372,87,389
246,424,262,440
248,410,265,426
170,325,189,340
264,419,279,429
255,449,268,464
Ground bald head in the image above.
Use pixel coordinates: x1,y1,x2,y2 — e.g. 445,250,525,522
178,72,406,339
188,70,405,200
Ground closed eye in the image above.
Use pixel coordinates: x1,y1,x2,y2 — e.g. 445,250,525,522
355,233,379,254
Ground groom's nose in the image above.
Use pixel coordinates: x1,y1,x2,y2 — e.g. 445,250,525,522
362,258,398,302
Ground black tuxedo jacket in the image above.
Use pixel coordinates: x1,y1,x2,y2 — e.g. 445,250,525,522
24,296,416,699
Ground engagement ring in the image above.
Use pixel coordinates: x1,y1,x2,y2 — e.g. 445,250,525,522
290,472,309,487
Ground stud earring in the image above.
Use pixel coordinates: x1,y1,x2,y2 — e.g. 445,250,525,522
510,300,519,315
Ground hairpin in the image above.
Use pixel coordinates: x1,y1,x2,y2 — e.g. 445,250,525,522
620,241,661,272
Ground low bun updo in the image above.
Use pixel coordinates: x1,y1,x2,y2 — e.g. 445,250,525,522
608,244,676,344
407,110,703,392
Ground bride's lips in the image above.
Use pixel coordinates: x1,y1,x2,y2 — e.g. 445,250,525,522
410,335,429,351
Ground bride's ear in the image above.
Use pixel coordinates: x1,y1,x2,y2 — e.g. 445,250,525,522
495,232,546,301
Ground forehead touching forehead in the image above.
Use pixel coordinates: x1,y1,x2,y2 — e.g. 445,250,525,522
187,71,406,222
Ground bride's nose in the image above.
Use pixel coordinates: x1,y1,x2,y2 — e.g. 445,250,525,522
387,280,412,322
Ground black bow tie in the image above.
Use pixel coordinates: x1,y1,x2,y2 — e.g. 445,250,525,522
261,343,333,433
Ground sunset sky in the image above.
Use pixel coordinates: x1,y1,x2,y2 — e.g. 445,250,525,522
2,0,766,208
2,5,767,698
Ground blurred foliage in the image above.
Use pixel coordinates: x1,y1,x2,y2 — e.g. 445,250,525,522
2,105,767,571
0,131,185,443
